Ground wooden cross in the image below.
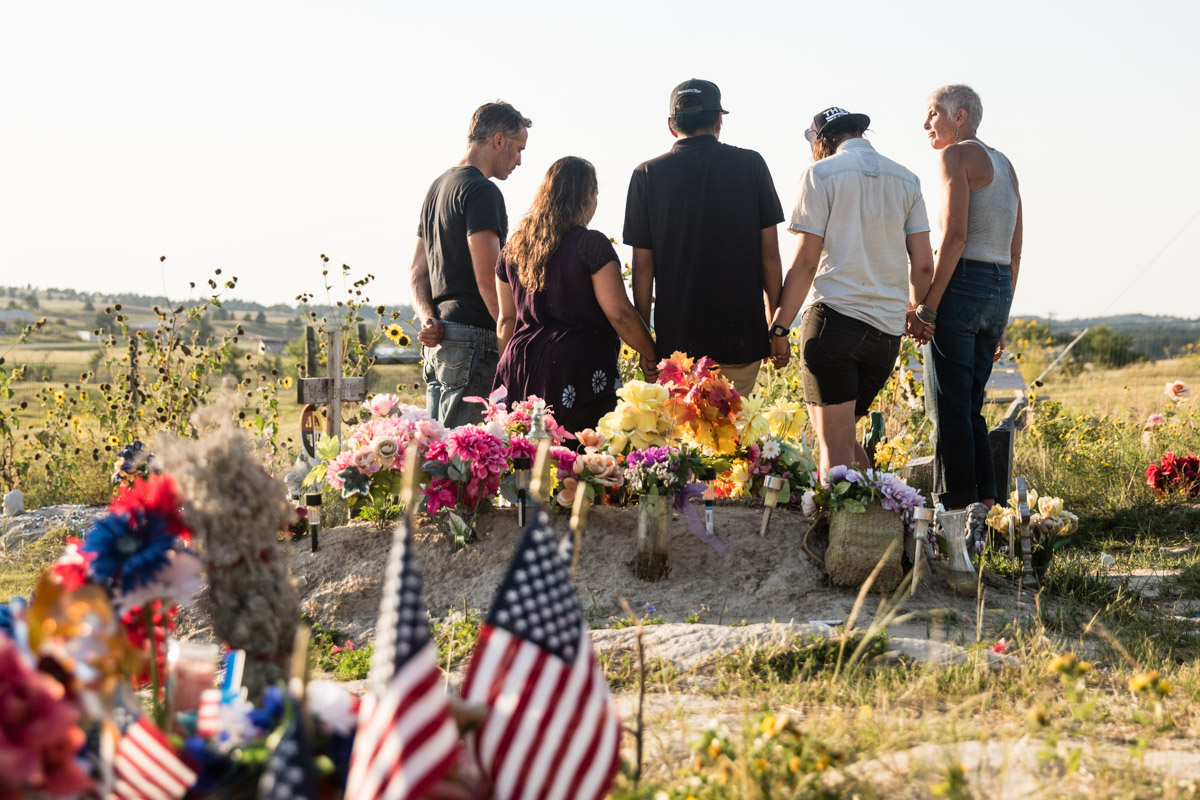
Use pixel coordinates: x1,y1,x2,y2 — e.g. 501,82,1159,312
296,325,368,447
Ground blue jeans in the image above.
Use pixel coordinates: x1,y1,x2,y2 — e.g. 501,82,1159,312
922,259,1013,507
423,321,499,428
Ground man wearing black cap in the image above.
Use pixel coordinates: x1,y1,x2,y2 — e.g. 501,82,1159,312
622,79,785,395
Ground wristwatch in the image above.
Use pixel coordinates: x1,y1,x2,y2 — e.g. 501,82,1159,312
769,323,790,338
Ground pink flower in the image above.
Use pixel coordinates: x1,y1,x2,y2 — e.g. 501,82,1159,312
1146,413,1166,427
325,450,355,490
352,446,381,475
990,638,1008,655
363,393,400,417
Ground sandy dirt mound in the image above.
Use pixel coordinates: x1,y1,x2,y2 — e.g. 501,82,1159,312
282,505,1033,644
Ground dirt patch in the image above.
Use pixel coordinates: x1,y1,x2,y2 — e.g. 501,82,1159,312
270,504,1037,645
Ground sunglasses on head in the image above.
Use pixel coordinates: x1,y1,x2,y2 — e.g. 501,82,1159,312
804,126,818,144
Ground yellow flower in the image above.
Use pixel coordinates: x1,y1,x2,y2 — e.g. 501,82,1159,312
108,435,121,447
54,391,66,404
788,756,803,773
707,738,722,759
619,344,636,361
281,375,294,389
10,367,23,380
1038,496,1064,518
754,757,767,772
760,713,787,738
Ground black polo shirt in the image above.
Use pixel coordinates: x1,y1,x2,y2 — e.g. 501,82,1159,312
623,135,784,365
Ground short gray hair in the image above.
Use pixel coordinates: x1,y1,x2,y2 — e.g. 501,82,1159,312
467,101,532,145
929,84,983,129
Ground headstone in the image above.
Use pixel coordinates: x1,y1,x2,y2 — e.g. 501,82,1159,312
2,489,23,516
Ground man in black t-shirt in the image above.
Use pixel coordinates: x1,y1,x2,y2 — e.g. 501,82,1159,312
623,79,786,396
411,101,531,427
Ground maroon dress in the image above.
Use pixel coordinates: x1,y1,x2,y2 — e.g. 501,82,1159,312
494,227,622,435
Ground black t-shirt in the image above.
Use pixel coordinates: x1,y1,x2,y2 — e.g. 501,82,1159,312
418,166,507,330
623,135,784,364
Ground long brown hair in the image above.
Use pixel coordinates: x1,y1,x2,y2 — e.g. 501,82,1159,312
812,121,866,161
505,156,598,293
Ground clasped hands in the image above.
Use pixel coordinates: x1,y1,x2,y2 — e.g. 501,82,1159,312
905,308,935,345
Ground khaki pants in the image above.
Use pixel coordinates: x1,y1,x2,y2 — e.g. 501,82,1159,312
715,360,761,398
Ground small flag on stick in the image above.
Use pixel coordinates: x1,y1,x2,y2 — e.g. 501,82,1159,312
345,481,459,800
461,503,621,800
109,688,197,800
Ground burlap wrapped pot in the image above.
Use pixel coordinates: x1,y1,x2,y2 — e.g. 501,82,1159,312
825,501,905,591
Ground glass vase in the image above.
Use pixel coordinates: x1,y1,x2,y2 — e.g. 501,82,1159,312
636,493,671,581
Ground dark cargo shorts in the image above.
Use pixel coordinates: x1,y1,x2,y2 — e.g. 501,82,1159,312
799,303,900,417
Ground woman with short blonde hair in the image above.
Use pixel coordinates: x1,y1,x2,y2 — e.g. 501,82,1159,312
916,84,1023,510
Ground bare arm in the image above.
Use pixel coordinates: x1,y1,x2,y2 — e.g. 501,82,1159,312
904,230,936,343
767,232,824,367
1009,166,1023,294
592,261,656,365
771,232,823,331
760,225,783,321
410,237,444,347
920,146,971,311
495,276,516,355
467,230,502,322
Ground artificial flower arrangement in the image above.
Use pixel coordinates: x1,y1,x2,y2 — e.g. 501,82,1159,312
802,465,926,533
624,444,725,554
111,439,150,490
0,473,204,798
307,395,446,519
735,437,817,505
595,380,676,455
555,429,625,508
1145,450,1200,499
657,351,742,456
985,486,1080,577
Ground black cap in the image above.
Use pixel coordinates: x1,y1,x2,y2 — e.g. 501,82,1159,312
669,79,728,116
806,106,871,141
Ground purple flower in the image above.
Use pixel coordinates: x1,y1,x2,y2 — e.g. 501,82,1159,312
827,465,848,483
845,470,863,484
643,603,656,615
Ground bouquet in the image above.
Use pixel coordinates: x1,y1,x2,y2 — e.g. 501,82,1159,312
657,352,742,456
309,396,446,521
467,386,571,444
741,437,817,504
596,381,676,454
986,487,1079,568
804,466,926,533
625,445,705,497
556,430,624,507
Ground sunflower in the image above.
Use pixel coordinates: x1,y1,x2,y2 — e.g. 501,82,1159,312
280,375,293,389
384,324,410,346
107,435,121,447
619,344,636,361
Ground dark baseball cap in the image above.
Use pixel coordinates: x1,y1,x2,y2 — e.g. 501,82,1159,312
805,106,871,142
669,79,728,116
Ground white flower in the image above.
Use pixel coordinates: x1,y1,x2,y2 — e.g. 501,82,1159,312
591,370,608,393
801,490,817,516
1166,380,1191,402
562,385,576,409
113,550,204,613
306,680,359,735
761,440,781,460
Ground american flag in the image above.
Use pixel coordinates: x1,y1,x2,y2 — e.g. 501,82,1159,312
345,517,459,800
258,693,318,800
461,504,621,800
109,702,196,800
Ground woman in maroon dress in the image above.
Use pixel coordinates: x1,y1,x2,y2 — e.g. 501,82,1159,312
494,156,656,435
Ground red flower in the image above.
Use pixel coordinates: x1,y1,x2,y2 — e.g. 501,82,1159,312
49,538,94,592
121,600,178,688
0,638,92,798
109,474,192,546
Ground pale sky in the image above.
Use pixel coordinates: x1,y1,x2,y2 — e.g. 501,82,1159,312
2,1,1198,319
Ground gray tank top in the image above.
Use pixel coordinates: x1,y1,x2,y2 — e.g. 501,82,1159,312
961,141,1019,264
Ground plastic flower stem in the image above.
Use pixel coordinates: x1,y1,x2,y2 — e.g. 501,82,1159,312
144,604,165,729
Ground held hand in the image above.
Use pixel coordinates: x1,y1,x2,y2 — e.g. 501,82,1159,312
639,354,660,382
769,335,790,368
994,333,1006,363
904,310,934,345
417,318,444,348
